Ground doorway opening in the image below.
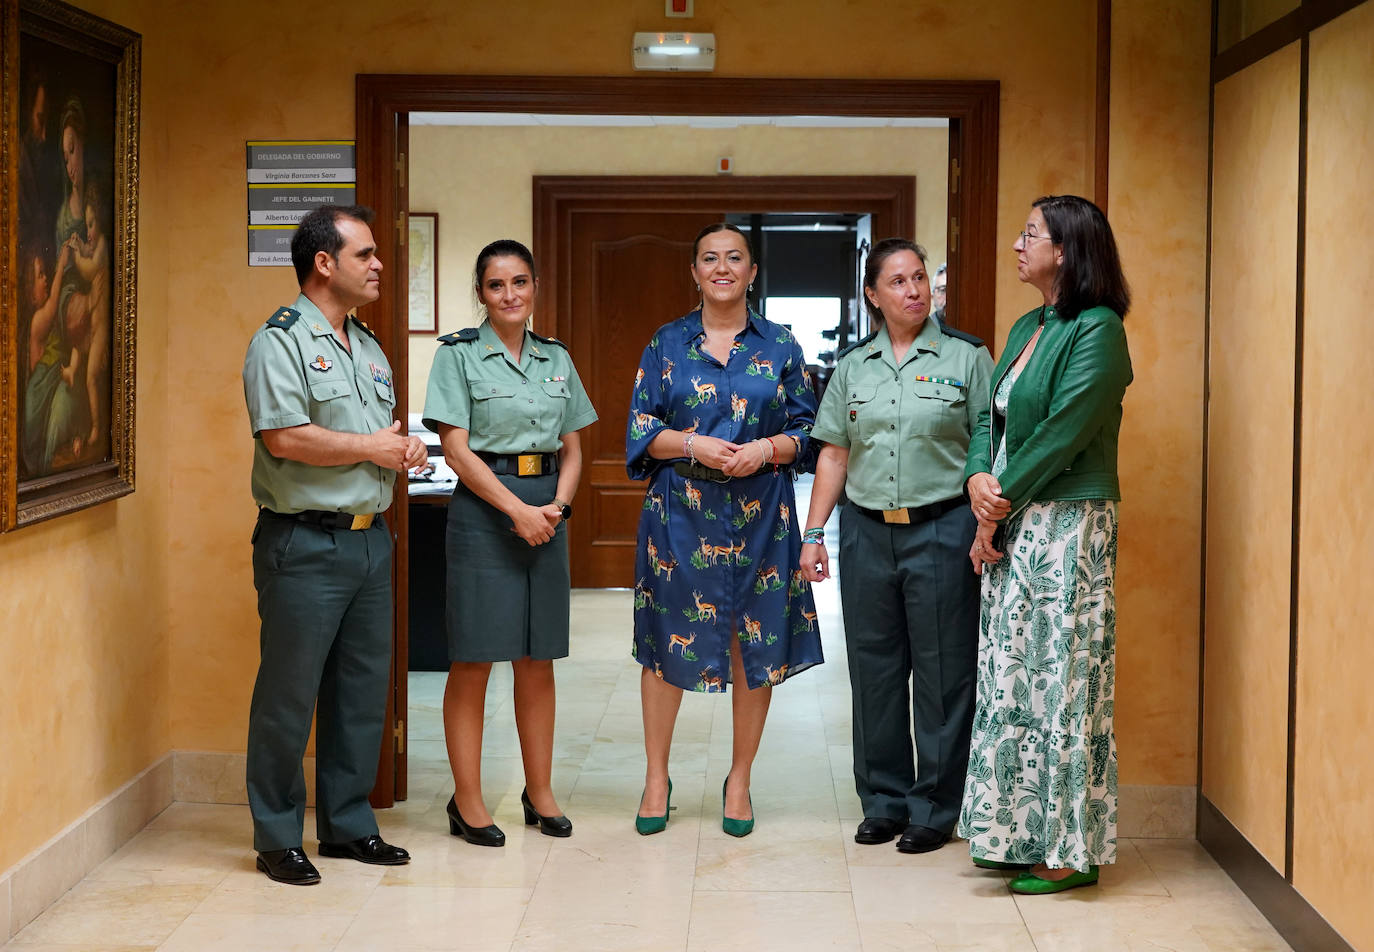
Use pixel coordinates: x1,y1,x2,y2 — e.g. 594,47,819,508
357,74,1000,805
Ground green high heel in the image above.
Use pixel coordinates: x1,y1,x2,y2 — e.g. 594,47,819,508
635,778,672,835
1008,865,1099,894
721,777,754,838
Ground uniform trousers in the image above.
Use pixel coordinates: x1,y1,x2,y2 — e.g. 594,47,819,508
838,500,979,832
247,512,393,851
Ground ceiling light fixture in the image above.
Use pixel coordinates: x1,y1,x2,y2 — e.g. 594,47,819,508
632,32,716,71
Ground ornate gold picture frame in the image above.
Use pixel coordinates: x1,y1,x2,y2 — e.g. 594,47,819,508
1,0,139,529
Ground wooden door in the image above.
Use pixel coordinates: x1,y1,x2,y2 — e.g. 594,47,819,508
565,211,721,588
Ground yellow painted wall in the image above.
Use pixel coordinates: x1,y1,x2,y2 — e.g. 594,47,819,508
1108,0,1209,788
1202,43,1301,869
407,123,949,402
1292,4,1374,947
0,0,173,872
5,0,1211,877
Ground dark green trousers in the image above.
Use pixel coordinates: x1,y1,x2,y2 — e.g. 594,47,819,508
247,513,393,851
838,500,979,833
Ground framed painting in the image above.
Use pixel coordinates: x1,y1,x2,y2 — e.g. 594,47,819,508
1,0,139,529
407,211,437,334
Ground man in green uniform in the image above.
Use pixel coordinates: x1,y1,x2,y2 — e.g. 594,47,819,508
242,205,427,885
802,239,992,854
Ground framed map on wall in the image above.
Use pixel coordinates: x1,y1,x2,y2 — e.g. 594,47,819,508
408,212,437,334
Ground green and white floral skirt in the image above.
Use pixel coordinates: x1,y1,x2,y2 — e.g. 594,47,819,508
957,499,1118,873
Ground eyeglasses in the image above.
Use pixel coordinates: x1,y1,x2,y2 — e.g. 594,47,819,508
1018,230,1054,243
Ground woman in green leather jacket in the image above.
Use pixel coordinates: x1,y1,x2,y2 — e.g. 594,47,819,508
957,195,1132,894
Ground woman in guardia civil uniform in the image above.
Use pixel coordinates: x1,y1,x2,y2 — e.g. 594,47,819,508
423,239,597,846
627,223,822,837
802,238,992,855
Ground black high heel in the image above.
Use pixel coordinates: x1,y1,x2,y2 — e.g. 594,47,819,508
447,795,505,847
521,788,573,837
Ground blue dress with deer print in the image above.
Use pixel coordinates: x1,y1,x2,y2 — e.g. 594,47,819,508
626,309,823,692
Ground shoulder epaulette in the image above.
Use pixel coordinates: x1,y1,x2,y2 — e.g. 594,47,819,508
836,330,880,361
939,323,985,348
438,327,480,345
529,331,568,350
265,306,300,330
349,315,380,343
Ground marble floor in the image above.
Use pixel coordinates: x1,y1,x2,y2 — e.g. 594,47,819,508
6,561,1291,950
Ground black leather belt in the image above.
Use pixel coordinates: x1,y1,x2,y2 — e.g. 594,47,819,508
476,451,558,476
674,460,732,482
261,508,383,531
850,496,965,526
673,460,791,483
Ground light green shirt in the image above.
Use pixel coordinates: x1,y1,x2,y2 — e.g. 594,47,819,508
243,293,398,515
811,318,992,510
421,319,597,452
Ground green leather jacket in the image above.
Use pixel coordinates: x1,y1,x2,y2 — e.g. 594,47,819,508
963,304,1132,516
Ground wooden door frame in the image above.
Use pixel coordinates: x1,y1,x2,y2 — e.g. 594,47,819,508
532,174,918,342
355,74,1000,805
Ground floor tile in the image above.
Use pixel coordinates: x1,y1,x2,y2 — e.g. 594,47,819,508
335,884,527,951
156,912,352,952
687,889,862,951
7,882,208,947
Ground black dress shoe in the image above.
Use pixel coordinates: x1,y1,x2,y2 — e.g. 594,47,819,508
317,834,410,865
896,824,950,854
447,795,505,847
854,817,905,845
256,847,321,885
521,788,573,837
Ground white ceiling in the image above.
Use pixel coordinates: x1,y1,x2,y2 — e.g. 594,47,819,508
410,112,949,129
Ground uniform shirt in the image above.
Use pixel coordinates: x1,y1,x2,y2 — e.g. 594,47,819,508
421,319,597,451
811,318,992,511
243,293,398,515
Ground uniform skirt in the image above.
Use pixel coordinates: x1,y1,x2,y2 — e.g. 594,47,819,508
444,470,569,663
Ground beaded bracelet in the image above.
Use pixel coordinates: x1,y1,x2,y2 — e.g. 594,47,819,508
801,528,825,546
684,432,697,462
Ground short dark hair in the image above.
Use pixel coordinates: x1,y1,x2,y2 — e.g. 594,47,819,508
862,237,927,326
691,222,755,263
290,204,374,286
1032,195,1131,320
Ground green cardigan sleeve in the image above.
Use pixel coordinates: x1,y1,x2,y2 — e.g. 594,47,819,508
995,310,1131,515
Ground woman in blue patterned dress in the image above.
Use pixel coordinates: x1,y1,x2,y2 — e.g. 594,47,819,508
627,223,822,837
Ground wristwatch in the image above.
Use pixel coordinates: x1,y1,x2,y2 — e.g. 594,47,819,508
554,498,573,521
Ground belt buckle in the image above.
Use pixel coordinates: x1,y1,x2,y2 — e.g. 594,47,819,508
882,508,911,525
517,454,541,477
350,513,374,530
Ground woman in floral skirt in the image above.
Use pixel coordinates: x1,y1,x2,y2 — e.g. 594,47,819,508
959,195,1132,894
